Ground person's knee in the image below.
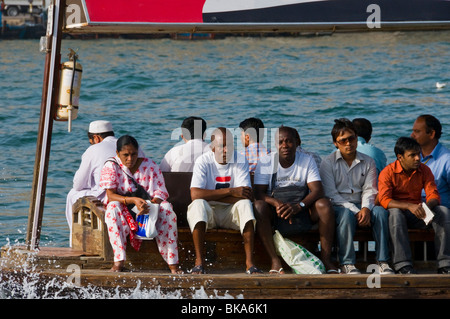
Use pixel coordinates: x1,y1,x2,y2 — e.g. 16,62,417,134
315,197,333,213
253,200,271,219
105,201,121,222
188,199,212,231
335,207,356,226
388,208,404,224
189,198,208,207
187,199,208,216
160,201,176,218
236,198,252,207
107,201,121,209
432,205,450,224
372,206,389,223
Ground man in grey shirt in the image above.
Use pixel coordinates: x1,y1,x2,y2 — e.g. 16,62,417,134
320,118,393,275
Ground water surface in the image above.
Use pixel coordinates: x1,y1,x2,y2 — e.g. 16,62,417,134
0,31,449,248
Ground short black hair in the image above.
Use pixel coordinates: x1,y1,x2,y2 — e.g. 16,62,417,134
417,114,442,140
181,116,207,140
394,136,420,156
352,118,372,142
117,135,139,152
239,117,265,143
331,118,356,142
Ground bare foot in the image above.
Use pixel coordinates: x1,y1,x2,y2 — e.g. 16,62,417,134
169,264,184,274
109,261,124,272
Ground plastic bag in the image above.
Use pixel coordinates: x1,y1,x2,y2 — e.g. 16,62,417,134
273,230,325,274
134,201,159,239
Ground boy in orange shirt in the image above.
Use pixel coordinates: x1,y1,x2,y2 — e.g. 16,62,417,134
378,137,450,274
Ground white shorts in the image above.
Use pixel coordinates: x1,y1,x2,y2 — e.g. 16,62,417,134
187,199,256,234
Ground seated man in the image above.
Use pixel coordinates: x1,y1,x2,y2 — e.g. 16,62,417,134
320,118,392,274
187,127,261,274
378,137,450,274
411,114,450,209
65,120,116,245
253,126,337,274
239,117,269,174
352,118,387,175
160,116,209,172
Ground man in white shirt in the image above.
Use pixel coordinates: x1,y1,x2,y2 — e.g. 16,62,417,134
65,120,117,245
187,127,261,274
253,126,337,274
319,118,392,274
160,116,209,172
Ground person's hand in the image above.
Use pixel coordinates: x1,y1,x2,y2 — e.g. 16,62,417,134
275,202,300,224
230,186,254,200
132,197,149,215
409,203,426,219
356,207,371,227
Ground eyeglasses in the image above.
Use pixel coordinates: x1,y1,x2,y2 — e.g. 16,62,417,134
336,135,356,145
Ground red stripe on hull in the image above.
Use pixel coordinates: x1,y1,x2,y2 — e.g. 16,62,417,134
85,0,207,23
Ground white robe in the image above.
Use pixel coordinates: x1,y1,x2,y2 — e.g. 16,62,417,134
65,136,118,245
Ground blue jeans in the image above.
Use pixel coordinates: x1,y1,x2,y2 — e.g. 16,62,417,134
334,205,390,265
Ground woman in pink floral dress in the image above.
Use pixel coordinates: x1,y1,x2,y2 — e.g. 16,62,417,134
99,135,181,273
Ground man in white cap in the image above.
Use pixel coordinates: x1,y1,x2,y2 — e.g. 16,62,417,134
65,120,117,245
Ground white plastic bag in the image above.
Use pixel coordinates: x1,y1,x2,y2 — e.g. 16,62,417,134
134,201,159,239
273,230,325,274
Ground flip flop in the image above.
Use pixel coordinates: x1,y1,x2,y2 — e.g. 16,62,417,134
189,265,205,274
246,266,263,275
269,268,285,274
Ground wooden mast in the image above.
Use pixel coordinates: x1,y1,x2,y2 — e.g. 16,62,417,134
26,0,66,250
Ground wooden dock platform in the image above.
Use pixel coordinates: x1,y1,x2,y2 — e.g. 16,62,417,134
2,245,450,299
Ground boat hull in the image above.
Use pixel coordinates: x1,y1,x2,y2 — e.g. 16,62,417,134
65,0,450,33
202,0,450,24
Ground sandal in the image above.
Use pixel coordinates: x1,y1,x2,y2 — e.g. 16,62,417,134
269,268,285,274
189,265,205,274
246,266,263,275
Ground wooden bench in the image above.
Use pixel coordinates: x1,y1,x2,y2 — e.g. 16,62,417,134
72,172,436,271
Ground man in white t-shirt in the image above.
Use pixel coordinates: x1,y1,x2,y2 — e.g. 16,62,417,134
160,116,209,172
253,126,337,273
188,127,261,274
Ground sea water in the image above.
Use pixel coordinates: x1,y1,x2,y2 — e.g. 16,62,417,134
0,31,449,298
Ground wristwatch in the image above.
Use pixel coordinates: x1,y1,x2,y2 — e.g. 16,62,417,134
298,201,306,209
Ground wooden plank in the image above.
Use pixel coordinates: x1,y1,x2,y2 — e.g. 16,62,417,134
3,246,450,299
4,266,450,299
